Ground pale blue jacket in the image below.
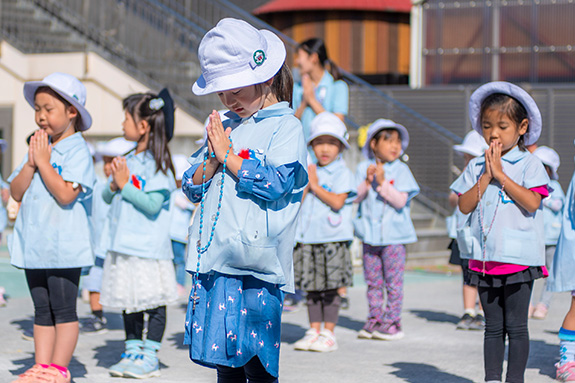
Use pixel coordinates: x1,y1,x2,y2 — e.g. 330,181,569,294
169,189,194,244
296,158,356,244
8,132,96,269
353,159,419,246
450,147,549,266
542,179,564,245
182,102,308,293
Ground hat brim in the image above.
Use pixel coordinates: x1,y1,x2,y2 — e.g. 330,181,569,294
452,143,485,157
469,82,541,146
192,30,286,96
362,120,409,159
307,132,350,149
23,81,92,131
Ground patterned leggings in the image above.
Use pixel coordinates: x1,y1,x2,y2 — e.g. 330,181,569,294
362,244,406,327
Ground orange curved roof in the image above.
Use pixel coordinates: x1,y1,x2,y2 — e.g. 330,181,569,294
253,0,412,14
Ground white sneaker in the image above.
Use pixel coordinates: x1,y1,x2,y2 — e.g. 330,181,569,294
309,329,338,352
294,328,320,351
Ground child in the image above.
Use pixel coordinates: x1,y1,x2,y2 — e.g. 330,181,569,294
99,89,178,379
447,130,488,330
451,81,549,383
8,72,96,383
354,118,419,341
182,18,308,382
548,139,575,382
292,112,355,353
530,146,564,320
169,153,194,297
81,137,135,334
0,139,10,308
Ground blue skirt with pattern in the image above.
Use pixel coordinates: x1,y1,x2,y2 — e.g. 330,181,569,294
184,272,285,377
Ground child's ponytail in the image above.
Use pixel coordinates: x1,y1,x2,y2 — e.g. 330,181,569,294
298,38,343,81
270,63,293,107
123,93,175,177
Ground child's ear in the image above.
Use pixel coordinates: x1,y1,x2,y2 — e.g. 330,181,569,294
138,119,150,135
369,138,377,153
67,105,79,120
518,118,529,136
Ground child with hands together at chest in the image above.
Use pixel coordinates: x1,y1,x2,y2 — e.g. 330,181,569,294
354,119,419,341
292,112,355,353
9,73,96,383
182,18,308,383
99,89,178,380
451,82,550,383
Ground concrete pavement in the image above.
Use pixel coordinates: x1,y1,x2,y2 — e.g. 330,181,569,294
0,261,569,382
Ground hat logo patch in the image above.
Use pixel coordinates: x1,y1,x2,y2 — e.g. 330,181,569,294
253,50,266,66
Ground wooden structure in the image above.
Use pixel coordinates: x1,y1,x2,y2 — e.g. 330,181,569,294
254,0,412,84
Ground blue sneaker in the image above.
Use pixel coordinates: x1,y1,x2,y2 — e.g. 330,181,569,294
123,354,161,379
109,352,137,377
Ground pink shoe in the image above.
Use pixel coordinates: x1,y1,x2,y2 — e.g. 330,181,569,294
0,286,6,307
557,361,575,382
532,303,548,320
35,366,71,383
10,364,46,382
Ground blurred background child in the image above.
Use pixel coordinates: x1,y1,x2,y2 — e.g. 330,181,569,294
293,112,355,353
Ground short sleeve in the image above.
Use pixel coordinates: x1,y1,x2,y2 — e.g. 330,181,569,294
393,163,420,200
523,155,550,190
144,169,176,197
61,146,96,193
331,80,349,115
331,167,356,200
451,158,480,195
8,156,28,183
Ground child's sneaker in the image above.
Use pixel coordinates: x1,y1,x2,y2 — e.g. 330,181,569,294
109,353,137,377
372,323,405,341
35,366,71,383
468,314,485,331
294,328,320,351
456,313,475,330
123,354,161,379
10,364,45,382
556,361,575,381
357,320,379,339
532,303,548,320
308,329,338,352
340,295,349,310
81,315,108,335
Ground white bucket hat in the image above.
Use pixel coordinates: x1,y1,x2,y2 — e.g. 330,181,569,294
533,146,560,180
453,130,488,157
307,112,350,149
469,81,541,146
172,154,190,181
23,72,92,131
362,119,409,159
96,137,135,158
192,18,286,95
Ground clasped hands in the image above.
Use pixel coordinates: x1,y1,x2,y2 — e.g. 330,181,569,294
366,160,385,186
205,110,233,165
483,141,506,183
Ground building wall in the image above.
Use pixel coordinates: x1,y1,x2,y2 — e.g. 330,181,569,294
261,10,411,84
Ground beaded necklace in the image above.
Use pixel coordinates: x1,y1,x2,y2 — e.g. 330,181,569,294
191,138,232,309
476,174,506,275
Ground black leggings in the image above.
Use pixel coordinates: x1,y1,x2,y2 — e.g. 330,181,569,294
123,306,166,343
216,357,277,383
478,281,533,383
25,268,82,326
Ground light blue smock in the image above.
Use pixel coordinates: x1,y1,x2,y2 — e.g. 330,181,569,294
169,189,194,244
100,150,176,260
353,158,420,246
295,157,356,244
446,208,469,240
548,172,575,292
90,177,110,258
8,132,96,269
182,102,308,294
450,146,549,266
542,179,564,245
0,175,8,234
292,70,349,140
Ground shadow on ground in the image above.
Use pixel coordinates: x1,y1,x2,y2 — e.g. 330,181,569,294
168,332,187,350
388,362,474,383
527,338,559,379
409,309,460,325
280,322,307,344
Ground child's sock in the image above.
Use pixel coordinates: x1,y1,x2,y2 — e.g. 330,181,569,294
49,363,68,377
142,339,161,358
92,310,104,319
464,308,476,316
558,327,575,366
476,309,484,316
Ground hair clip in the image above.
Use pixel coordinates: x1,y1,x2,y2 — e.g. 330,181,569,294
149,98,165,111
